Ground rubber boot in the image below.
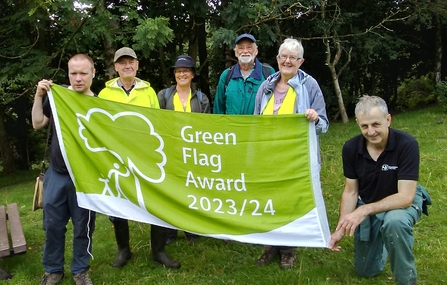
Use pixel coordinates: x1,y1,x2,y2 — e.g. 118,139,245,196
166,229,177,245
112,220,132,267
151,225,181,269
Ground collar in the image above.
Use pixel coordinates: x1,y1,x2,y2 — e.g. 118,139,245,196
231,58,263,80
117,78,136,95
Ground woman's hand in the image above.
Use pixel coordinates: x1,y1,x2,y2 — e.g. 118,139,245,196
305,108,319,122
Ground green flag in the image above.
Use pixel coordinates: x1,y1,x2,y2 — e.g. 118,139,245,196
48,84,330,247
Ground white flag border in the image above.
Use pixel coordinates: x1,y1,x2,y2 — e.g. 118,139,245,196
48,88,331,248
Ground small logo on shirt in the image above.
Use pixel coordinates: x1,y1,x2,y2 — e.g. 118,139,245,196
381,164,398,171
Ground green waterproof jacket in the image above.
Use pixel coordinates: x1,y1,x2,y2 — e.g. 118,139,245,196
213,58,274,114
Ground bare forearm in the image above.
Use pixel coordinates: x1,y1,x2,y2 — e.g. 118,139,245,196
338,190,358,222
359,192,415,216
32,94,49,130
32,79,52,130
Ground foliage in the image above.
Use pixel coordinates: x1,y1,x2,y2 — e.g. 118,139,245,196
435,79,447,112
1,106,447,284
1,0,447,171
397,75,437,109
133,17,174,58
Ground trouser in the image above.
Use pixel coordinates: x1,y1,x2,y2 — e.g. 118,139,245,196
264,246,296,251
109,216,127,223
42,166,96,275
354,187,423,285
166,229,198,240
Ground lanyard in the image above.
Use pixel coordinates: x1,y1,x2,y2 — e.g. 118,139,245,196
173,90,192,112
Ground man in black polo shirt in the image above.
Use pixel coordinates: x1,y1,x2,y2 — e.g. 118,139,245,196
329,95,424,285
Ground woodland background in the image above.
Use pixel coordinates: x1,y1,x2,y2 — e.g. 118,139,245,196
1,0,447,175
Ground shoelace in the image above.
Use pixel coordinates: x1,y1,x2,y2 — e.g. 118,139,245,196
75,273,93,285
280,253,295,263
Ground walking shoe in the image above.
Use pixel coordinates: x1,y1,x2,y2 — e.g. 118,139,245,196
73,271,93,285
279,249,297,269
255,246,279,266
40,272,64,285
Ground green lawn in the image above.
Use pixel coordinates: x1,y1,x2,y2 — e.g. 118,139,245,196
1,105,446,284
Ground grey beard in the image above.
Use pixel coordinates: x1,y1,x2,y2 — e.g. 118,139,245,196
238,55,254,65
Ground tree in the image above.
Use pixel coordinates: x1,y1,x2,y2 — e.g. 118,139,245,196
1,0,446,174
0,0,55,173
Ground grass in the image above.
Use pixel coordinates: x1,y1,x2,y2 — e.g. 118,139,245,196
1,105,446,284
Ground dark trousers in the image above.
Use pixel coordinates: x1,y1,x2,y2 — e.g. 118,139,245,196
42,166,96,274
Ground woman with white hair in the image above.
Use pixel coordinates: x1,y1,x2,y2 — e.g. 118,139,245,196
253,38,329,269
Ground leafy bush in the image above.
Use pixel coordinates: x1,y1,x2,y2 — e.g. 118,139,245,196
397,74,436,109
435,79,447,112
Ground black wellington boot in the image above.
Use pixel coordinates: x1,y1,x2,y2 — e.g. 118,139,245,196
151,225,181,269
166,229,178,245
112,220,132,267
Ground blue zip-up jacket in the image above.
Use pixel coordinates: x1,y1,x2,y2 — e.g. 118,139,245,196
213,58,275,114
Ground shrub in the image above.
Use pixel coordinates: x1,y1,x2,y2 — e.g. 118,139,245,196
397,74,436,109
435,79,447,112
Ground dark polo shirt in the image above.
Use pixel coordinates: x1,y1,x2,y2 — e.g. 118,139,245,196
342,128,419,204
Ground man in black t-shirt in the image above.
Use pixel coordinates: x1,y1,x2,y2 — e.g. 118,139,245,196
32,54,97,285
328,95,423,285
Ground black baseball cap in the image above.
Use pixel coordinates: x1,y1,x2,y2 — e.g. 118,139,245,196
171,55,196,72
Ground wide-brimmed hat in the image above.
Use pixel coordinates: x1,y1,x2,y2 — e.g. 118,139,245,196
171,55,196,72
114,47,137,62
235,33,256,45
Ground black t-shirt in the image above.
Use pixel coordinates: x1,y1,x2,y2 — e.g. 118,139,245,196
42,91,97,174
43,97,67,173
342,128,419,203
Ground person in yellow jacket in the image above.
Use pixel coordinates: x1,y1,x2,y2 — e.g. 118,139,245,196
98,47,179,269
98,47,159,108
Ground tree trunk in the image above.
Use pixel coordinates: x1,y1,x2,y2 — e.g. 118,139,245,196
321,1,349,123
0,105,17,174
11,96,31,170
103,39,116,81
324,38,349,123
434,9,442,84
98,0,117,81
329,65,349,123
197,14,210,101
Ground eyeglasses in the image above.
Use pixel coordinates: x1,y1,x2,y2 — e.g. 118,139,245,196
174,69,192,74
278,54,301,62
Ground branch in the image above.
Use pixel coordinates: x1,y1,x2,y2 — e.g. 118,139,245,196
332,40,341,67
324,37,332,69
301,10,411,41
50,5,97,79
237,2,314,32
0,25,39,59
336,46,352,78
